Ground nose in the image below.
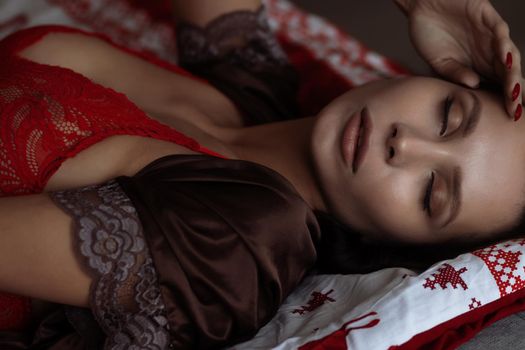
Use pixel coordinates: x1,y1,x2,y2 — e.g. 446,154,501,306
386,123,448,167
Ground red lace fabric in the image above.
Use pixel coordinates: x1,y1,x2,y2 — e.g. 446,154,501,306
0,25,225,330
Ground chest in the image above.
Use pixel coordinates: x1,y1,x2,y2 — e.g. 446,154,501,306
40,94,238,191
10,54,240,192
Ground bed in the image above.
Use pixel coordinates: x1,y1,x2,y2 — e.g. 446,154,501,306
1,0,524,349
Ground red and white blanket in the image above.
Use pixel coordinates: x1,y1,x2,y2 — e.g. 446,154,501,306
1,1,524,349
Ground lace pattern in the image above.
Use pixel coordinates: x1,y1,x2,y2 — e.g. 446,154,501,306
0,24,224,333
0,25,216,197
177,6,288,70
50,180,171,350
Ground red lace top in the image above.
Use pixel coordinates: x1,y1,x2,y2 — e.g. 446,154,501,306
0,25,225,330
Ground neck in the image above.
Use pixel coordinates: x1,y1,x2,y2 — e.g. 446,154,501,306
221,117,327,212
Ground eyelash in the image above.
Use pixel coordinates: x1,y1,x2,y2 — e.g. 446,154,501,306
439,96,453,136
422,97,452,217
423,172,435,217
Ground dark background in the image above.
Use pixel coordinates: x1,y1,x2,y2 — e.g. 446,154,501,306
291,1,525,74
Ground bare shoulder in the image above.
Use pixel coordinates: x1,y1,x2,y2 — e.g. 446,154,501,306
44,136,200,192
17,30,245,129
16,31,114,79
12,30,241,192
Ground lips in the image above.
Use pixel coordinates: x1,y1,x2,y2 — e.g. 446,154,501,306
341,107,372,173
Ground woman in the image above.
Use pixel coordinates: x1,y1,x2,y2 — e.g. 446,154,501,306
0,0,523,348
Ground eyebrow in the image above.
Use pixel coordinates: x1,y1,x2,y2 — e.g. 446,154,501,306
442,92,480,228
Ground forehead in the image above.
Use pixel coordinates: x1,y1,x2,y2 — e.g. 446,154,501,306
441,89,525,238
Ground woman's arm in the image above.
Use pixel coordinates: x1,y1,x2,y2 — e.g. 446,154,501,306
0,194,91,307
0,181,174,347
171,0,261,26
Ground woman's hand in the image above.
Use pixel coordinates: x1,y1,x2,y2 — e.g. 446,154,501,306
395,0,523,120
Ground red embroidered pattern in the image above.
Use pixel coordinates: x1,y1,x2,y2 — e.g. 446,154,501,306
298,311,380,350
0,25,223,330
473,240,525,297
423,263,468,291
292,289,335,315
469,297,482,310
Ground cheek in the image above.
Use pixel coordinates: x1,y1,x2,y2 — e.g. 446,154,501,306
354,173,426,240
457,135,524,235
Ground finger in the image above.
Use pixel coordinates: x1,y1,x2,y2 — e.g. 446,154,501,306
493,22,512,68
491,21,520,119
482,2,511,71
481,2,523,119
481,1,508,34
432,58,481,88
497,38,523,120
504,66,523,121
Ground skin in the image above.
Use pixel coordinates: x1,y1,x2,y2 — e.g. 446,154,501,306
307,77,525,244
0,0,522,334
395,0,524,119
5,0,519,341
0,33,523,310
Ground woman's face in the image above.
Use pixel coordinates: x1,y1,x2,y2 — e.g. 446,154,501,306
311,77,525,244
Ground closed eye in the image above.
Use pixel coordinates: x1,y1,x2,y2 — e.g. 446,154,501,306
423,172,435,217
439,96,453,136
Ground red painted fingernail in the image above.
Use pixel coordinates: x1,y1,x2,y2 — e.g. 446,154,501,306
506,52,513,69
515,104,522,121
512,83,521,101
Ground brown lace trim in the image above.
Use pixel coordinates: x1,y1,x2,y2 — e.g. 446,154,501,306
50,180,171,349
177,6,288,70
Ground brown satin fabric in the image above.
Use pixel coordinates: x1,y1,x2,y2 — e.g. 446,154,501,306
190,62,300,125
0,8,310,347
117,155,320,349
0,155,319,349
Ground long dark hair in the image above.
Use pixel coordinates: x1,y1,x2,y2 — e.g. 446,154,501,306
313,210,525,274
